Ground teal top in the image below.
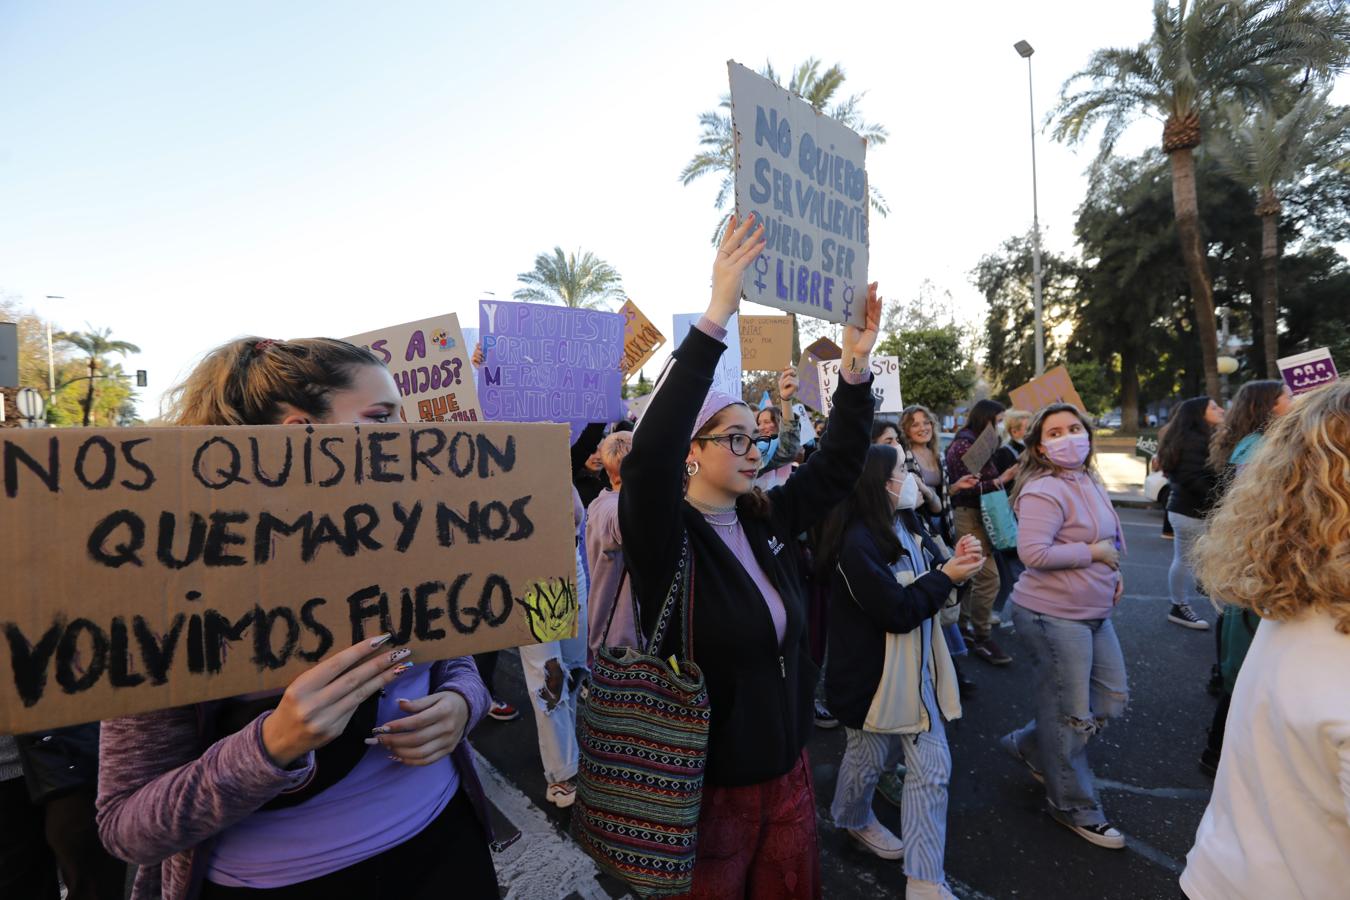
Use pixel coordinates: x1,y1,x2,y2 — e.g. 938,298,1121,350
1229,432,1263,466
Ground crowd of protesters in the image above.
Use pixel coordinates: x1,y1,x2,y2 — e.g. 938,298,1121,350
1,216,1345,900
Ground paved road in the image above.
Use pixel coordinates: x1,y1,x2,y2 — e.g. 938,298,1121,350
471,506,1214,899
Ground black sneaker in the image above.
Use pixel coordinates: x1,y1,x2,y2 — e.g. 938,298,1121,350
814,700,839,729
970,635,1012,666
1168,604,1210,630
1058,819,1126,850
1199,748,1220,778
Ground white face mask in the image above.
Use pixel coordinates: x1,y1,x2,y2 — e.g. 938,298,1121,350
888,472,922,510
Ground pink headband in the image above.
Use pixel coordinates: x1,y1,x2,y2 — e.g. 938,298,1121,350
692,390,748,440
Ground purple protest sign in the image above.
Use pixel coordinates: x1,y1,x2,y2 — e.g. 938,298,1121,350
477,300,624,424
1278,348,1339,396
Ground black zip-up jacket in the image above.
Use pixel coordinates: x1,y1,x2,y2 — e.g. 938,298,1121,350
1164,429,1219,519
825,514,954,730
619,324,873,787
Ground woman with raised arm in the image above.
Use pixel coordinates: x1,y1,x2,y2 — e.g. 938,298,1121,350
96,338,496,900
619,214,882,899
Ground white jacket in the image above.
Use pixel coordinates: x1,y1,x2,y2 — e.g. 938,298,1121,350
1180,609,1350,899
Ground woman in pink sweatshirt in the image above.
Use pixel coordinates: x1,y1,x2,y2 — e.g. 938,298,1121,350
997,403,1128,851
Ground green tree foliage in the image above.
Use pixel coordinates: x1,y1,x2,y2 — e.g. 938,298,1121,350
513,247,624,310
971,235,1082,394
56,327,141,427
877,326,976,415
680,58,890,243
1052,0,1349,400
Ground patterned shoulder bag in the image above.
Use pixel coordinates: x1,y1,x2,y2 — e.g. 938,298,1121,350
571,534,711,897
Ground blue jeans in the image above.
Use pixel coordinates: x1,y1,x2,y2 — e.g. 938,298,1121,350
1007,606,1128,826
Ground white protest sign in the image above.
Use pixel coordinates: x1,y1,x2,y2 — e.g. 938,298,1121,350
792,402,815,446
817,356,902,415
672,313,741,398
729,60,869,328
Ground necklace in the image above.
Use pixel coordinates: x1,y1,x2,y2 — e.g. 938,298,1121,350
687,495,738,527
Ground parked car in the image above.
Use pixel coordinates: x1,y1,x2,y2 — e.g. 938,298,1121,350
1145,468,1169,508
1099,411,1122,429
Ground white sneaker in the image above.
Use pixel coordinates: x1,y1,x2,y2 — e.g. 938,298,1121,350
906,879,958,900
546,780,576,808
847,820,904,860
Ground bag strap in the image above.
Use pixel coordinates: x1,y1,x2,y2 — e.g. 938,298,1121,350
598,566,630,648
645,533,690,658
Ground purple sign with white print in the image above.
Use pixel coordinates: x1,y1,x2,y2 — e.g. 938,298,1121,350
1277,347,1339,396
477,300,625,424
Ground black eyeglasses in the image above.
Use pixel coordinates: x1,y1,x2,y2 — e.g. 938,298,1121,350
695,433,754,456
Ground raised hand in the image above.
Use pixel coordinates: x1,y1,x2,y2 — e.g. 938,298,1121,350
778,365,798,401
841,282,882,374
708,213,767,327
261,634,415,768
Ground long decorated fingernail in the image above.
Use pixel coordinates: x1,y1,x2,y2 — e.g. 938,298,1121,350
372,725,392,735
392,662,414,676
389,647,412,664
370,633,393,648
364,737,382,746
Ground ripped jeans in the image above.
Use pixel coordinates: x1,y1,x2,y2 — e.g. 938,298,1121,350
517,545,590,785
1007,605,1128,826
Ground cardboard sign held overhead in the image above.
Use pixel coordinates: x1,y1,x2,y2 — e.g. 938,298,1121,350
729,61,869,328
0,422,578,731
478,301,625,425
1277,347,1339,396
739,315,794,371
619,300,666,380
1008,366,1086,414
672,313,742,398
347,314,480,425
796,337,841,412
817,356,903,416
961,424,999,476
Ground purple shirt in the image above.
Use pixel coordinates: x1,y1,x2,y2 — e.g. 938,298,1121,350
1011,470,1125,620
204,664,458,887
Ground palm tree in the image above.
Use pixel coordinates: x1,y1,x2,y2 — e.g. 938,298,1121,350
57,326,141,426
513,247,625,310
1052,0,1347,399
1210,90,1349,375
680,58,890,244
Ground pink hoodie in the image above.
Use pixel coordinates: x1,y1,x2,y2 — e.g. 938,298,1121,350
1010,469,1125,620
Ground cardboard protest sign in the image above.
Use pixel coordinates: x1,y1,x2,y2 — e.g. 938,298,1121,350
1277,348,1339,396
739,315,794,371
817,356,903,416
478,301,624,424
619,300,666,380
796,337,841,412
672,313,741,398
729,61,869,328
0,423,578,731
347,315,480,425
1008,366,1086,414
961,424,999,476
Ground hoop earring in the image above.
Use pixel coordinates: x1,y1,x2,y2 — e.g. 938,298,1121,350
685,461,700,477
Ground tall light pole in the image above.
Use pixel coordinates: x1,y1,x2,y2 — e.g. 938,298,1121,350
1014,40,1045,377
44,295,63,402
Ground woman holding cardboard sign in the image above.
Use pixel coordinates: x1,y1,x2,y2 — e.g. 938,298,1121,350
616,213,881,898
96,338,497,900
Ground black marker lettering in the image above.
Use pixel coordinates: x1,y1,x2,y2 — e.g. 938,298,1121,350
118,438,156,491
87,510,145,568
156,511,207,569
74,437,117,490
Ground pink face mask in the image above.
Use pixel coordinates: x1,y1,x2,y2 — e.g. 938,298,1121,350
1043,433,1091,468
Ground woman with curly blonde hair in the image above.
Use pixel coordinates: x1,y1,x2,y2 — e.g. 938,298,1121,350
1180,379,1350,900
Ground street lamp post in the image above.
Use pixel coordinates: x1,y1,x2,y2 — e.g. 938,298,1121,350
44,295,63,406
1014,40,1045,377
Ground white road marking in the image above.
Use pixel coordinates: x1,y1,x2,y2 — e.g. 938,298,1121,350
473,748,630,900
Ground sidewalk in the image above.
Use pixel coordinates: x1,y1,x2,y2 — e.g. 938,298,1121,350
1096,450,1155,510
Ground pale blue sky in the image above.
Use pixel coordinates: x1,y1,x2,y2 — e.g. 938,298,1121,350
4,1,1336,418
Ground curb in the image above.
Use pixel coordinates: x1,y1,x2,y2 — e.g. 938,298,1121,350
1109,494,1156,510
